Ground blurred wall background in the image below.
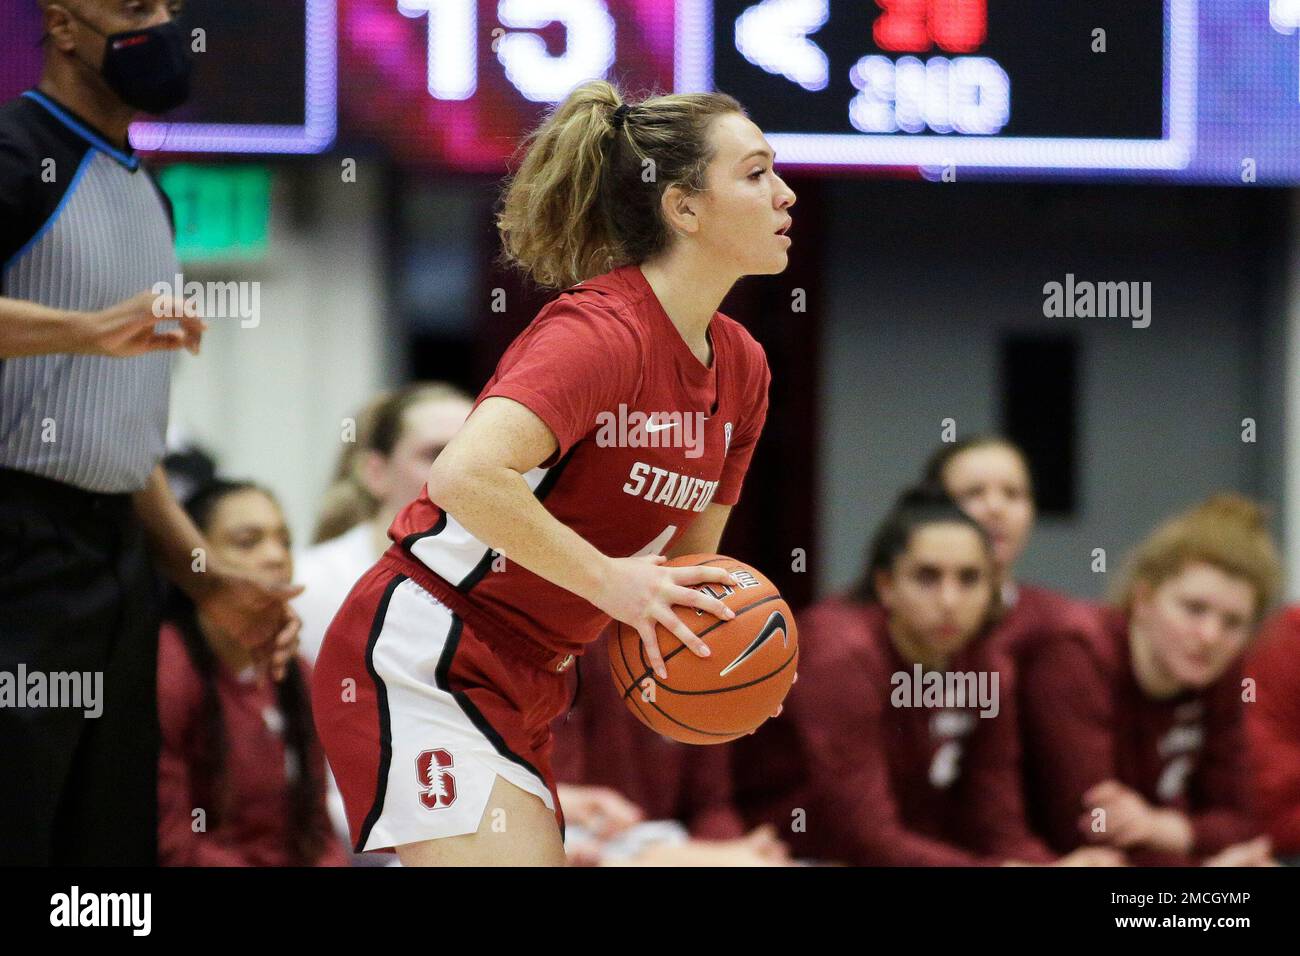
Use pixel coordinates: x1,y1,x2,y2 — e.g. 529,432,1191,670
167,163,398,542
817,180,1288,599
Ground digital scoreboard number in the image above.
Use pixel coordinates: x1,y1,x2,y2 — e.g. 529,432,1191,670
681,0,1196,171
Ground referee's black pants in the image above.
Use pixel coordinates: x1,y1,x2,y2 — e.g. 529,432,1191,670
0,467,160,866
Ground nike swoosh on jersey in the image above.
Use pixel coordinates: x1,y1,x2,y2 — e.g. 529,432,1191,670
645,419,679,433
719,610,789,677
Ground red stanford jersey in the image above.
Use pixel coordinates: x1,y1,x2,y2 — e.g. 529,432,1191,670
988,582,1102,662
157,624,348,867
388,265,770,658
1019,607,1257,862
1244,607,1300,856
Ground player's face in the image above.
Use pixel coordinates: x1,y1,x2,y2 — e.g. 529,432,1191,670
365,397,472,511
694,113,796,277
943,445,1034,573
204,489,293,586
878,522,994,659
1133,562,1257,690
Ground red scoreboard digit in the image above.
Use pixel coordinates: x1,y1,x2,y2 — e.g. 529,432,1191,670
874,0,987,54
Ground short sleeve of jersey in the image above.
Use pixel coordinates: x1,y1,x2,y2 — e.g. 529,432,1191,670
481,301,642,466
714,336,771,506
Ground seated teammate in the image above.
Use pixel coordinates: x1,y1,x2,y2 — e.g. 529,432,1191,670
922,435,1100,660
739,486,1112,865
1018,494,1281,866
158,481,347,867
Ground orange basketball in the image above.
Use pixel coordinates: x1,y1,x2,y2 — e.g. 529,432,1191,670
608,553,798,744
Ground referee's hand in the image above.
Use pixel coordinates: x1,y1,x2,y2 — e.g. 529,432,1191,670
81,290,207,358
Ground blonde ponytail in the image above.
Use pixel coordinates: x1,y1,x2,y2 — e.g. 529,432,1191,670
497,80,745,289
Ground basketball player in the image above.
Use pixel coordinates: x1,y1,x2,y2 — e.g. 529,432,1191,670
1018,495,1281,865
158,481,347,867
312,80,795,866
922,435,1100,660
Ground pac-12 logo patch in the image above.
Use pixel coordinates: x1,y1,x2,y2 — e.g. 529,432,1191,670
416,748,457,809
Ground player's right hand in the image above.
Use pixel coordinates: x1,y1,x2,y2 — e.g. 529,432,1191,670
593,554,736,681
80,290,207,357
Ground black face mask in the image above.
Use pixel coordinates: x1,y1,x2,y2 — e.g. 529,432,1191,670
68,13,193,114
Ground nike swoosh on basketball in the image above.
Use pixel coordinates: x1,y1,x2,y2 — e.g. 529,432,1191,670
719,610,789,677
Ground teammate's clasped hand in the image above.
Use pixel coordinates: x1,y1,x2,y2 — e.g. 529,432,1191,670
1080,779,1190,851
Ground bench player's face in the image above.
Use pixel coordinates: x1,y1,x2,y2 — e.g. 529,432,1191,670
942,445,1034,573
364,397,472,512
204,489,293,587
878,523,994,658
1133,562,1257,690
694,113,796,277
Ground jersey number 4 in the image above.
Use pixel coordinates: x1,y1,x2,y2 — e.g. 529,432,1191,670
630,525,678,558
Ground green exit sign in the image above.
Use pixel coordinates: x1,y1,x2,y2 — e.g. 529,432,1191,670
157,164,271,263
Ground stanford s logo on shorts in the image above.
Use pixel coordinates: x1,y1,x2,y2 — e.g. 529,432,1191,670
416,748,458,810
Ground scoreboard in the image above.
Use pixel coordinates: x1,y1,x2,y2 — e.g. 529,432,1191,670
335,0,1278,182
698,0,1191,170
8,1,1300,182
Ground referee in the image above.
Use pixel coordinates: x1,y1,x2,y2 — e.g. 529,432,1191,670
0,0,302,866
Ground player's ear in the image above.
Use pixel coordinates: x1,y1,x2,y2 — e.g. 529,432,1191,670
660,183,698,239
